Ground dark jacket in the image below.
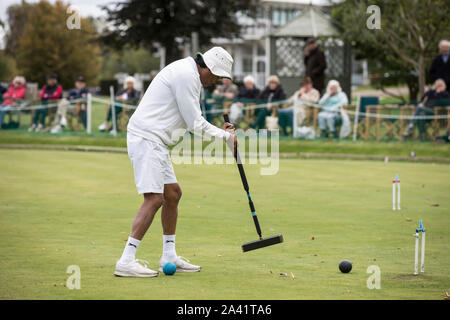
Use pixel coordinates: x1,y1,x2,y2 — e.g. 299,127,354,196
40,84,63,101
430,54,450,89
259,85,286,103
420,89,450,108
304,47,327,93
237,87,260,101
116,88,141,103
67,87,89,101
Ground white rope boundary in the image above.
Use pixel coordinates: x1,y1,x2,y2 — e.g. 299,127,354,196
6,98,87,111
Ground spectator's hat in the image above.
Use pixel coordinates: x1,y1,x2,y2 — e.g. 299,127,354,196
76,76,85,83
196,47,234,80
47,73,57,80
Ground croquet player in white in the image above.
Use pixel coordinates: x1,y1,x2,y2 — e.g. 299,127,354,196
114,47,237,277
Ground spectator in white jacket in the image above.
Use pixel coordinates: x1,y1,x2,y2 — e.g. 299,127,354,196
317,80,348,138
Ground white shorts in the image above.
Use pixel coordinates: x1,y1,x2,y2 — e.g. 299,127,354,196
127,132,177,194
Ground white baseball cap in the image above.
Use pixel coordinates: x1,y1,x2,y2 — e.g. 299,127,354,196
197,47,234,79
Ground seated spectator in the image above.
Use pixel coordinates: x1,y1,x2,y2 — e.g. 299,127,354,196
403,79,449,141
250,75,286,130
229,75,260,123
278,77,320,136
237,75,260,101
317,80,348,138
51,76,89,134
213,78,238,101
99,76,141,133
0,76,26,129
29,73,63,132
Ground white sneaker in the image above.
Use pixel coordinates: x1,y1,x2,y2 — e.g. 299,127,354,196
109,129,117,135
98,122,108,131
114,259,159,278
28,124,36,132
60,116,67,127
50,124,62,134
36,123,43,132
159,256,201,273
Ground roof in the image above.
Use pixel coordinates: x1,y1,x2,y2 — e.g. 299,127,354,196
270,6,338,38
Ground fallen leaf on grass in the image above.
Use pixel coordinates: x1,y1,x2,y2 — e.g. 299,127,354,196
216,254,222,257
431,203,440,207
311,236,315,240
444,292,449,300
279,273,287,277
406,218,412,222
290,272,295,279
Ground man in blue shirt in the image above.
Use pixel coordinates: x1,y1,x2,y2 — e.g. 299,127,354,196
51,76,89,133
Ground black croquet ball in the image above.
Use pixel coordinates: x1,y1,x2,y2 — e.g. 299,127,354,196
339,260,352,273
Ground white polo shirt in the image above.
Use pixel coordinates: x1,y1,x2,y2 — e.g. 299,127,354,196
127,57,230,146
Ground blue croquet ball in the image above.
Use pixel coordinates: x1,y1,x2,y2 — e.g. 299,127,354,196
163,262,176,275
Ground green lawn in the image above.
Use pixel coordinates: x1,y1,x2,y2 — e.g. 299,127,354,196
0,149,449,299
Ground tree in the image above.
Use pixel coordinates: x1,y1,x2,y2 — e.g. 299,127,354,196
0,51,18,81
101,47,161,79
4,1,34,56
332,0,448,101
17,0,102,88
101,0,256,64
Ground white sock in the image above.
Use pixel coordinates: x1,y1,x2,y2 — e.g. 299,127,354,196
119,236,140,264
163,234,177,259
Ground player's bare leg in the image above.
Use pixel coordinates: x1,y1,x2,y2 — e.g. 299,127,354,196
161,183,182,235
131,193,164,240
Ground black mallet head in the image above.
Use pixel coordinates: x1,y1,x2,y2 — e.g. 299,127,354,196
242,234,284,252
339,260,352,273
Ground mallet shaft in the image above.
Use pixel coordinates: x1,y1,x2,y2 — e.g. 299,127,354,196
223,114,263,239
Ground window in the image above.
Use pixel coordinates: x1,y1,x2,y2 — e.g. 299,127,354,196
243,57,253,73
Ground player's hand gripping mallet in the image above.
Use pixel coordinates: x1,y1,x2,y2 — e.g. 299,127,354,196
223,114,284,252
